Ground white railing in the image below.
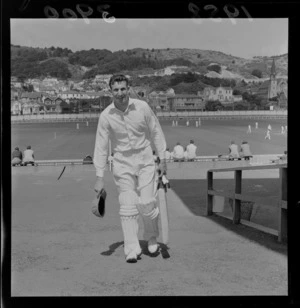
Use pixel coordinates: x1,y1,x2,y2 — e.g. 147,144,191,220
31,154,283,166
11,110,287,123
156,110,287,117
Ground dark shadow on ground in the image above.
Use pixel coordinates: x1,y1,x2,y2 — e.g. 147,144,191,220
101,240,171,259
101,241,124,256
170,178,287,255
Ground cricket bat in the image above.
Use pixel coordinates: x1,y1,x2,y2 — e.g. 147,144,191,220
157,170,170,245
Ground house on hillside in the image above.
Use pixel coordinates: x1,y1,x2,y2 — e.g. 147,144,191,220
21,102,42,115
42,96,70,113
167,94,205,111
11,88,20,100
148,89,176,110
11,101,22,115
202,86,233,102
20,92,43,104
58,91,85,100
39,86,56,95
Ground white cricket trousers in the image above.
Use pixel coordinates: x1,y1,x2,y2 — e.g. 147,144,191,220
112,145,159,256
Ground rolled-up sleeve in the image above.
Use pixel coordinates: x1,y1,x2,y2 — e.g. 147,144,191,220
145,105,166,160
93,113,110,177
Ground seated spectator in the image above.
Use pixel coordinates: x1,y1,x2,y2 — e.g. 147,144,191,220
239,141,253,160
280,150,287,161
186,140,197,161
12,147,23,166
228,141,240,160
165,148,172,162
173,142,184,162
23,145,35,166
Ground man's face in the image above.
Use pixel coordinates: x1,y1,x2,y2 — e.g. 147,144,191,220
111,81,129,110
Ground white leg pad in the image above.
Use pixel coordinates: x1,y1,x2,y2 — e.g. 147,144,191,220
119,191,139,217
120,215,142,256
136,197,159,220
118,191,141,256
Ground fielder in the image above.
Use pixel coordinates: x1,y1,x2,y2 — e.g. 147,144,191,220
265,129,271,140
93,74,167,263
247,125,251,134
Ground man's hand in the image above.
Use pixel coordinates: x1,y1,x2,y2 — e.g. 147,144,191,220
94,177,104,196
158,158,167,175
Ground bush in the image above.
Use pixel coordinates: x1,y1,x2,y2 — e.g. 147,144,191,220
251,69,262,78
205,100,223,111
207,64,222,74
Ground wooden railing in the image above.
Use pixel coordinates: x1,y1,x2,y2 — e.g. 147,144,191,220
206,163,287,242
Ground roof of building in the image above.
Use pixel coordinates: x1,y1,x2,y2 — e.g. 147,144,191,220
21,92,43,99
169,94,203,99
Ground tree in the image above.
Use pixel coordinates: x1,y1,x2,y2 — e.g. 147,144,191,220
205,100,223,111
251,69,262,78
207,64,222,74
233,89,242,95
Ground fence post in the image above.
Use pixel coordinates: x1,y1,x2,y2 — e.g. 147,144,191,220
233,170,242,224
278,167,287,242
206,171,213,216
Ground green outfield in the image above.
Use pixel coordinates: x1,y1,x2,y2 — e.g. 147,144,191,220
11,118,287,160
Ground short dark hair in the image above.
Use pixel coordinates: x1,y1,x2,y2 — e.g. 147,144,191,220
15,147,19,150
27,145,31,149
109,74,130,89
190,140,194,144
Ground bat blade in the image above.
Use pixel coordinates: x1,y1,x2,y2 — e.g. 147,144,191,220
158,188,169,245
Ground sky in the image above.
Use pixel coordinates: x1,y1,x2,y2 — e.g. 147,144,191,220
10,18,288,59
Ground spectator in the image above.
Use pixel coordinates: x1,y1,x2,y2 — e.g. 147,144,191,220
172,142,184,162
186,140,197,161
239,141,252,160
280,150,287,161
12,147,23,166
228,141,240,160
23,145,35,166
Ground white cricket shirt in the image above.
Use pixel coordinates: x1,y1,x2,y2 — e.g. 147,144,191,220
93,98,167,177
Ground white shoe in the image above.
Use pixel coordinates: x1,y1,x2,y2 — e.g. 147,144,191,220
148,237,159,254
126,251,138,263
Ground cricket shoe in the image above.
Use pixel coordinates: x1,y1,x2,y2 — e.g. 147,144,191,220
148,237,159,254
126,250,142,263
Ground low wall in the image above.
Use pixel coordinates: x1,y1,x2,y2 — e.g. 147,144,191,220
11,110,287,123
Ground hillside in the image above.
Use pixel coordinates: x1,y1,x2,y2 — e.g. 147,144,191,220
10,45,288,81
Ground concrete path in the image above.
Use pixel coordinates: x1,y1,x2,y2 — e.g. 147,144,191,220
11,164,287,296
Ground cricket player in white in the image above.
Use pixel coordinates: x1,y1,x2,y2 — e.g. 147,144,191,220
94,75,167,263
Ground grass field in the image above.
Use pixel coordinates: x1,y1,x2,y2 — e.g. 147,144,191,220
11,118,287,160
